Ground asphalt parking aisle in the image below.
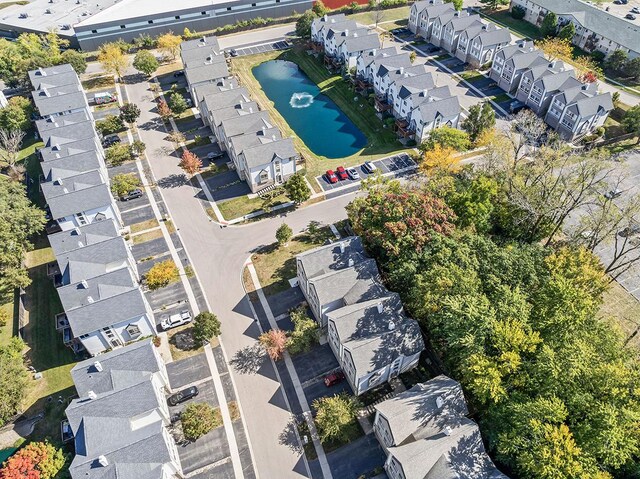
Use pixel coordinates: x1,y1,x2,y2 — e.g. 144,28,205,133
231,40,290,57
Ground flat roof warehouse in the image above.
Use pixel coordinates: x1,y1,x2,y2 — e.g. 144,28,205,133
0,0,313,50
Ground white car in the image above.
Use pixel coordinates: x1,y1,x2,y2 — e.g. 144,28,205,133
160,310,192,331
363,161,377,174
346,167,360,180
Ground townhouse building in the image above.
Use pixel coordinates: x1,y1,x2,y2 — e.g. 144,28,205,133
192,77,239,108
455,23,511,67
387,69,435,118
374,63,426,109
65,340,183,479
325,27,371,58
354,47,401,90
237,138,298,192
515,61,579,114
405,88,461,141
336,32,381,69
489,41,548,93
184,54,230,100
201,87,252,131
371,53,414,96
437,11,484,53
311,14,352,44
409,0,456,39
510,0,639,58
374,376,509,479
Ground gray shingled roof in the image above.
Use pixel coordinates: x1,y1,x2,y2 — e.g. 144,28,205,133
395,72,436,99
535,69,577,90
221,110,272,138
230,128,281,156
325,20,360,40
297,236,367,280
57,236,130,285
31,71,80,91
181,34,220,52
416,95,461,121
408,85,453,109
359,47,400,68
475,25,511,46
49,219,119,258
311,13,347,33
183,48,226,68
35,110,92,133
341,31,381,54
531,0,639,53
32,84,87,117
327,294,424,377
185,61,229,85
417,1,456,19
575,91,613,117
46,183,113,221
203,87,251,116
41,150,103,182
509,50,548,70
71,339,160,396
375,376,469,446
40,138,99,162
41,121,98,148
28,64,75,85
376,54,413,78
242,137,297,170
192,77,239,102
446,13,482,32
210,101,259,128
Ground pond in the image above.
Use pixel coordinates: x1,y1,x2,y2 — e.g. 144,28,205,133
252,60,367,159
0,448,17,463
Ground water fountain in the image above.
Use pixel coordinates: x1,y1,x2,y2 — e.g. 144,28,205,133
289,92,314,109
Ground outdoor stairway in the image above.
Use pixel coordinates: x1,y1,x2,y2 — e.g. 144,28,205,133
256,183,279,197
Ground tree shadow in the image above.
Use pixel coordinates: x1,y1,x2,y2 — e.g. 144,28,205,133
279,416,304,454
168,327,199,354
157,174,188,189
229,343,265,375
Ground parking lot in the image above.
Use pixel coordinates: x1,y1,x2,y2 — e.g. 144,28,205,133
229,40,290,58
315,153,416,193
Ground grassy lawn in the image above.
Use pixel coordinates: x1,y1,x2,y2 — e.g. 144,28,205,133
0,300,14,347
490,92,511,103
458,71,485,83
600,280,640,348
482,9,542,40
319,419,363,453
217,192,289,221
380,18,409,31
130,218,159,234
132,228,163,244
348,5,409,25
200,163,229,179
251,228,333,297
80,75,115,92
0,1,28,9
166,324,218,361
22,241,77,446
230,46,408,189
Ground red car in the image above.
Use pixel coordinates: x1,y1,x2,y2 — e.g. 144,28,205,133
336,166,348,180
324,371,345,387
326,169,338,183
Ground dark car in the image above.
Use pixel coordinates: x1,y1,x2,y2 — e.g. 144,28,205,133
173,70,185,77
324,371,345,387
119,188,143,201
326,169,338,183
509,100,526,114
229,49,238,57
425,45,440,53
605,188,623,200
167,386,199,406
336,166,348,180
207,151,225,160
102,135,121,148
625,13,636,19
618,224,640,237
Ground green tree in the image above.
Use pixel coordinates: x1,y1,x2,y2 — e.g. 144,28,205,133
105,143,133,166
181,403,220,440
478,0,508,10
420,126,470,152
0,338,28,426
110,173,141,197
312,0,328,16
119,102,141,124
168,92,188,115
511,5,526,19
296,10,316,38
284,173,310,204
540,12,558,37
145,260,179,290
98,42,128,79
0,178,45,294
557,22,575,41
313,393,360,443
446,173,500,233
192,311,221,343
276,223,293,246
287,307,319,354
131,139,146,156
462,102,496,144
132,50,159,76
95,115,125,135
621,105,640,142
624,57,640,81
605,49,628,74
447,0,463,9
61,49,87,74
0,96,33,132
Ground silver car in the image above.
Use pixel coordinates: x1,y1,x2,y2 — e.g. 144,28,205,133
346,167,360,180
160,310,192,331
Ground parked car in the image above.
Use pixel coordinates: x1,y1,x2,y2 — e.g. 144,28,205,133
509,100,526,114
362,161,377,174
632,6,640,13
207,151,224,160
119,188,143,201
425,45,439,53
336,166,348,180
101,135,121,148
229,49,238,57
604,189,623,200
160,310,192,331
173,70,185,77
618,224,640,237
326,169,338,183
625,13,637,19
346,167,360,180
167,386,199,406
94,92,117,105
324,371,345,387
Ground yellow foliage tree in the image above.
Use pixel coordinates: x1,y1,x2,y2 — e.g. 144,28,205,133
536,37,573,61
157,32,182,61
98,43,128,79
474,127,497,148
420,144,461,174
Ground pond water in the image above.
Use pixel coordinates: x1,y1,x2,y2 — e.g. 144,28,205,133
252,60,367,159
0,448,17,463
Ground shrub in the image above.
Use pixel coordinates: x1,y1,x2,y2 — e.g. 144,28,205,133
313,393,361,443
145,260,179,290
284,173,310,204
153,336,162,347
192,312,221,343
287,307,319,355
276,223,293,246
511,5,526,19
119,102,141,124
590,50,605,63
168,92,188,115
131,139,146,156
111,173,141,197
95,115,125,136
259,329,288,360
181,403,221,440
0,309,8,328
105,144,133,166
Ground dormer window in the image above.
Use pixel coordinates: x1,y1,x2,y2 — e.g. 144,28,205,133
126,324,141,339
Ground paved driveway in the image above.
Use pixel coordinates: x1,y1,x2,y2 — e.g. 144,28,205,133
167,354,211,389
230,40,290,57
203,170,251,202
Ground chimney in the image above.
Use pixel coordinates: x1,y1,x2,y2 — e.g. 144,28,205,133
324,13,328,21
339,242,345,253
387,320,396,331
80,279,89,289
261,126,266,134
97,455,108,467
344,28,349,36
377,302,383,314
94,361,103,372
271,134,276,141
348,258,354,267
423,89,429,96
72,227,80,235
249,106,253,113
87,390,97,400
38,67,46,76
399,67,404,74
353,32,358,38
443,426,452,436
87,296,94,303
436,395,445,409
372,48,377,56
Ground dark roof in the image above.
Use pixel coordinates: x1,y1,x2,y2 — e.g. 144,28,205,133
41,150,103,182
242,137,297,169
192,77,239,102
49,219,119,257
56,236,131,285
297,236,367,280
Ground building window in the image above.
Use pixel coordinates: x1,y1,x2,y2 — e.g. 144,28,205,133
120,25,125,29
148,20,153,24
91,29,97,33
175,15,180,19
252,2,256,5
201,11,207,14
259,170,269,184
227,6,232,10
75,212,88,226
125,324,141,339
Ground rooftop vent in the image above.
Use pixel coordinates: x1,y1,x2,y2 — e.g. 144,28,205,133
249,106,253,113
87,295,94,303
271,134,276,141
87,390,97,400
55,177,63,185
19,12,29,18
348,258,354,267
45,8,53,13
443,426,452,436
324,14,328,21
53,144,60,150
388,320,396,331
339,242,345,253
80,279,89,289
377,302,383,314
94,361,103,372
436,395,445,409
97,455,108,467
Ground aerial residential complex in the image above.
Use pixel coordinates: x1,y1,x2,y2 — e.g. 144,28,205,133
29,64,157,356
182,35,299,193
0,0,313,51
509,0,640,59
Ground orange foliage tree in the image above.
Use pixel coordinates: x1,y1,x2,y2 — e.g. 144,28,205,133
259,329,288,360
179,149,202,176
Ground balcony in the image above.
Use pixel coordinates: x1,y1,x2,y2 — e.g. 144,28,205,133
375,96,393,113
311,41,323,52
395,119,415,138
355,76,372,92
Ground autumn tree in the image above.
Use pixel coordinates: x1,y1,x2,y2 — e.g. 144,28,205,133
0,338,28,426
157,99,172,120
179,150,202,176
421,144,461,174
0,441,66,479
312,0,328,16
276,223,293,246
132,50,159,76
259,329,288,360
145,260,179,290
462,102,496,144
181,403,220,440
105,143,133,166
478,0,508,10
98,42,128,80
536,37,572,61
313,393,361,443
284,173,310,204
192,311,221,343
157,32,182,61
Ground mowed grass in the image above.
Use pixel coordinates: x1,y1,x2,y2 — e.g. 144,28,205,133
251,228,333,296
230,46,407,190
600,280,640,349
348,5,409,25
217,192,289,221
483,9,543,40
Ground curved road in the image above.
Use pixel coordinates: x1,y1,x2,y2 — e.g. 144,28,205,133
125,72,354,478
